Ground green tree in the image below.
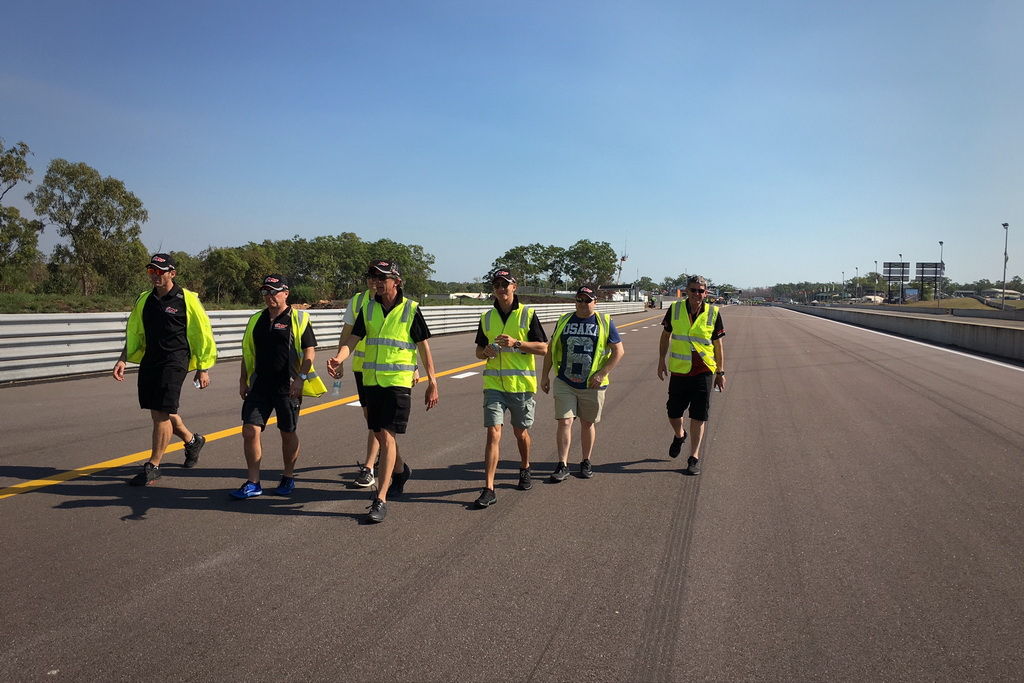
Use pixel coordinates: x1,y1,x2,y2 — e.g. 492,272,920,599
562,239,618,287
0,139,45,291
27,159,149,295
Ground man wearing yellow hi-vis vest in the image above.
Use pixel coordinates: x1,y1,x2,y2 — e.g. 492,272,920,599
540,285,625,483
657,275,726,476
230,274,326,499
471,268,549,508
327,260,439,524
113,253,217,487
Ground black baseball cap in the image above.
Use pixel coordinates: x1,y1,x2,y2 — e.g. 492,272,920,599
367,260,400,278
491,268,517,284
147,253,176,271
260,274,289,292
576,285,597,301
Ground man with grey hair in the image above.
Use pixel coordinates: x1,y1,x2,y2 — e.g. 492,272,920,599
656,275,726,475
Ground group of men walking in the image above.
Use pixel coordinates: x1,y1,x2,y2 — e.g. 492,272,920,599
114,255,726,523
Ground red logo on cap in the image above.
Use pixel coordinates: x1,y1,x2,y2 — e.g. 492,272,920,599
265,277,279,283
153,256,165,263
377,261,388,267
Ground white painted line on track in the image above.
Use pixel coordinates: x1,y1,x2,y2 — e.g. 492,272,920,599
452,371,479,379
804,313,1024,372
348,401,362,407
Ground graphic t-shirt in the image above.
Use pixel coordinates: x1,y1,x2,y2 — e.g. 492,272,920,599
556,313,621,389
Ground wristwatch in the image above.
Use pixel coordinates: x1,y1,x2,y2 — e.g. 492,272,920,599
298,373,309,380
716,371,725,376
513,340,522,350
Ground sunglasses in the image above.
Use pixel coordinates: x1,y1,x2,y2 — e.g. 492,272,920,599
368,273,392,281
492,281,511,288
688,288,706,294
146,266,170,274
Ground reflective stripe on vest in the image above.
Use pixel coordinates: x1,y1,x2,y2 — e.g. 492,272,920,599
362,298,418,388
481,305,537,393
667,301,718,374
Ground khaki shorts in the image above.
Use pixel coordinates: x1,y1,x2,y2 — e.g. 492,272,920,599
553,378,606,423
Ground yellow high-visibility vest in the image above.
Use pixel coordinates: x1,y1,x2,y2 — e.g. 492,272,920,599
481,304,536,393
124,288,217,371
242,308,327,397
667,301,718,374
550,311,613,387
362,298,419,388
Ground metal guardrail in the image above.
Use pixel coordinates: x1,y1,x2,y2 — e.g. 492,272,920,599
0,301,645,383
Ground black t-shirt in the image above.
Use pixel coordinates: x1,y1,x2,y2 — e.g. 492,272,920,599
662,301,725,376
141,284,189,369
351,292,431,344
251,307,317,395
474,297,548,347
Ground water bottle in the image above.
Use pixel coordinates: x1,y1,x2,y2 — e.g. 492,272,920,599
331,378,342,396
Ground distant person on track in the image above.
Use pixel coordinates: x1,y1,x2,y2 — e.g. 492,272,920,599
472,268,549,508
326,260,439,523
540,285,624,482
112,253,217,486
657,275,726,475
230,275,326,499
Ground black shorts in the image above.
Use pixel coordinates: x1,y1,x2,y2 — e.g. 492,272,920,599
362,384,412,434
242,391,302,432
667,373,713,422
353,371,368,404
138,364,188,413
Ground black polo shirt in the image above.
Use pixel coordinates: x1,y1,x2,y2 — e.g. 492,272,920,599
251,307,317,395
141,284,189,369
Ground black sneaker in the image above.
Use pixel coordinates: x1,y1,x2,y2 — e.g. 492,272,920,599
579,459,593,479
367,497,387,523
518,468,532,491
550,462,570,482
475,487,497,508
686,455,701,476
183,433,206,468
668,432,687,459
353,465,375,488
128,462,161,486
391,463,411,495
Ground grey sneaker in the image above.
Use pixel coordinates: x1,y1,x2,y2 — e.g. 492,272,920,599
686,455,701,476
367,497,387,523
518,468,532,491
128,462,161,486
475,487,497,508
353,465,375,488
183,433,205,468
579,459,593,479
550,462,570,482
668,432,687,459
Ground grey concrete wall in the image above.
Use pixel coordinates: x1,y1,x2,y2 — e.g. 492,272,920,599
781,306,1024,362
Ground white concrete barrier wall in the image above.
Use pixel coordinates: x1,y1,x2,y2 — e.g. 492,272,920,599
0,302,646,383
780,305,1024,362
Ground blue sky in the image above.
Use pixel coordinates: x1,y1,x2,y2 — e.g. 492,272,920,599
3,0,1020,288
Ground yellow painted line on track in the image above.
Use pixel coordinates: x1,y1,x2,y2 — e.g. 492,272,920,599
0,312,661,501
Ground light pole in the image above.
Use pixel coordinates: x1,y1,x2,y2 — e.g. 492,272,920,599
937,241,944,308
899,253,904,303
1002,223,1010,310
841,271,845,301
855,266,859,298
874,259,878,296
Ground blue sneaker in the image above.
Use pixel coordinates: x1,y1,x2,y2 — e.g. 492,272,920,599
274,476,295,496
230,481,263,499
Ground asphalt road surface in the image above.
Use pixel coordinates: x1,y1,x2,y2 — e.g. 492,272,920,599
2,307,1022,681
